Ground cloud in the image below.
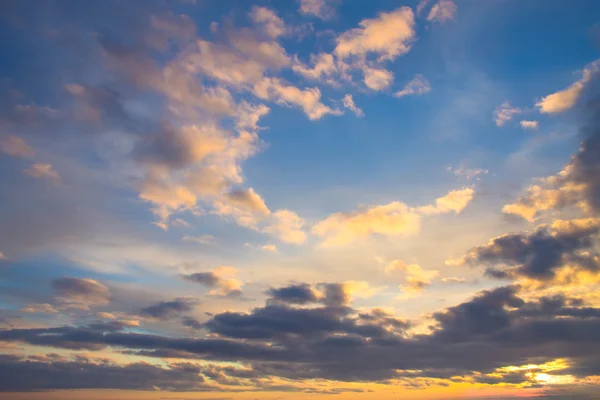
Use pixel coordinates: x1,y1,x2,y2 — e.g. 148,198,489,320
267,283,321,305
0,135,35,158
362,65,394,91
334,7,415,62
24,163,60,184
312,201,421,246
249,7,286,38
299,0,337,20
520,120,539,130
3,285,600,385
292,52,337,81
448,165,488,181
263,209,307,244
394,75,431,98
440,277,466,283
0,252,5,261
494,101,522,126
139,298,197,320
537,59,599,114
52,278,111,309
455,218,600,281
427,0,457,23
254,77,342,120
416,187,474,215
226,188,271,216
261,244,278,253
341,94,364,117
385,260,439,297
182,266,243,297
182,234,215,245
20,303,59,314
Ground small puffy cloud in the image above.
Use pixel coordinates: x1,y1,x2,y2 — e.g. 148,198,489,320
171,218,191,228
494,101,522,126
254,77,341,120
0,135,35,158
140,298,197,320
227,188,271,217
448,165,488,181
267,283,320,304
261,244,278,253
520,120,539,130
416,187,475,215
52,278,111,309
0,252,6,261
385,260,439,297
263,209,307,244
182,266,243,297
182,234,215,245
362,66,394,91
249,6,286,38
24,163,60,185
427,0,457,23
312,201,421,246
293,53,337,82
441,277,466,283
341,94,364,117
334,7,415,62
319,281,375,306
416,0,431,16
299,0,337,20
394,75,431,98
537,59,599,114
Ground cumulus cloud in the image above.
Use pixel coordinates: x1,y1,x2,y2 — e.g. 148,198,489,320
427,0,457,23
0,135,35,158
537,59,599,114
139,297,197,320
394,75,431,98
182,266,243,297
267,283,321,304
313,188,474,246
361,65,395,91
455,218,600,281
299,0,337,20
494,101,522,126
249,6,286,38
52,278,111,309
263,209,307,244
292,52,337,81
24,163,60,184
341,94,364,117
520,120,539,130
385,260,439,297
335,7,415,61
312,201,421,246
416,187,474,215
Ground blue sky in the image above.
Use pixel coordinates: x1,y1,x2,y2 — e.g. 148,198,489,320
1,0,600,398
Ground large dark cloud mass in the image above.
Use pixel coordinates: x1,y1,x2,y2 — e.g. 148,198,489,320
1,284,600,389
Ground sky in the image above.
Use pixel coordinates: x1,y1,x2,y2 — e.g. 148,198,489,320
1,0,600,398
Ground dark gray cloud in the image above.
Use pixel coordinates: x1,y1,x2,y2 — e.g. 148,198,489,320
266,283,319,304
460,221,600,280
2,284,600,386
52,277,111,307
139,298,196,320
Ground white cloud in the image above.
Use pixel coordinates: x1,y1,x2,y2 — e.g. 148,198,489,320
448,165,488,181
0,135,35,158
536,59,599,113
520,120,539,130
299,0,337,20
249,6,286,38
394,75,431,98
493,101,522,126
415,187,475,215
342,94,364,117
427,0,457,23
24,163,60,185
385,260,439,298
182,234,215,245
362,65,394,91
293,53,337,81
335,7,415,62
263,209,307,244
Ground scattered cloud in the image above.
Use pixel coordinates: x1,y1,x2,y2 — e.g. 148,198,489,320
341,94,364,117
520,120,539,130
261,244,278,253
182,266,243,297
494,101,522,126
182,234,216,245
447,165,488,181
0,135,35,158
537,59,599,113
416,187,475,215
52,278,111,309
140,298,197,320
394,74,431,98
24,163,60,184
299,0,338,20
385,260,439,297
427,0,457,23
